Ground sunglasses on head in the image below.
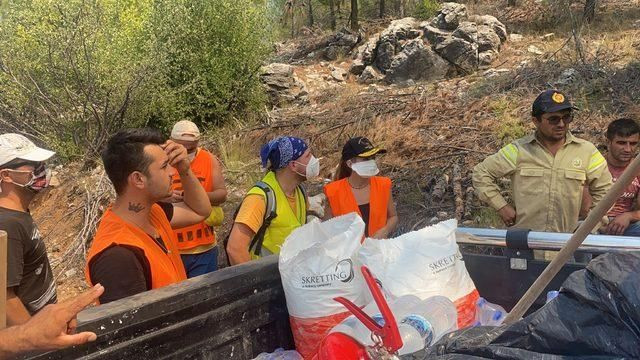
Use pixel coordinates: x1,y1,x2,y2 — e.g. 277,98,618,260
544,113,574,125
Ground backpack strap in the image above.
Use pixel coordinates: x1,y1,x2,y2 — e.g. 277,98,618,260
224,181,308,262
223,181,278,262
248,181,277,257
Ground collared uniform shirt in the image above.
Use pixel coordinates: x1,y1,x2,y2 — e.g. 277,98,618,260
472,132,612,232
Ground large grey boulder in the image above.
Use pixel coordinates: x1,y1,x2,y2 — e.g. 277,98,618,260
453,21,477,43
323,28,361,60
420,23,452,45
260,63,308,107
435,37,478,73
346,3,507,83
431,2,468,30
477,24,502,52
471,15,507,43
380,17,421,41
353,35,379,64
349,58,367,75
375,41,396,72
359,66,384,84
385,39,450,83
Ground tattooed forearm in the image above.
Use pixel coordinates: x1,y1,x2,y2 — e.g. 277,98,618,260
128,202,145,213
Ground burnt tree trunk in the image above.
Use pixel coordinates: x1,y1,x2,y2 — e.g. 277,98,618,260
584,0,597,23
350,0,359,31
307,0,314,27
329,0,336,30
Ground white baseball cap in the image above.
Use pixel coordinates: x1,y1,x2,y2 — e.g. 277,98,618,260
0,133,55,167
171,120,201,141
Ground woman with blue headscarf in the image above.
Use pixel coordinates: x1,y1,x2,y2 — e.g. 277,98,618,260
226,136,320,265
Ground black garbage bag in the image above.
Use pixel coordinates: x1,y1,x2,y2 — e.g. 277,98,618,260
406,252,640,360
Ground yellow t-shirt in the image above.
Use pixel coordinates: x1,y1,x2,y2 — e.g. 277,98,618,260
235,193,306,233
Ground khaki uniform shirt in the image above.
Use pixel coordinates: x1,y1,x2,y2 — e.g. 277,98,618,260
472,132,612,232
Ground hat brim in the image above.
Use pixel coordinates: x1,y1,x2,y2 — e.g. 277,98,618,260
17,147,55,163
171,133,201,141
358,148,387,158
544,104,579,113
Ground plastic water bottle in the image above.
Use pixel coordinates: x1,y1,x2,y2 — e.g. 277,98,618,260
397,296,458,355
475,297,507,326
546,290,559,303
252,348,303,360
330,295,422,346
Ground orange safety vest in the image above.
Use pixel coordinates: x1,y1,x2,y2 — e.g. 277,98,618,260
171,148,216,251
324,176,392,237
85,204,187,292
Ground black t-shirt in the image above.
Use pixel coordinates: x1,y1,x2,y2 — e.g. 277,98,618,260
89,202,174,304
0,207,57,314
359,203,371,237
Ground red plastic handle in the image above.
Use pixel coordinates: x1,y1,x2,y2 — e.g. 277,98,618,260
333,266,403,352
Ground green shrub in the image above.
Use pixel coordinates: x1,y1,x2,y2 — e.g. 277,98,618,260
150,0,273,130
0,0,272,159
0,0,155,159
415,0,440,20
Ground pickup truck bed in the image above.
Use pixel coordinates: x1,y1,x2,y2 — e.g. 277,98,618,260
30,229,607,360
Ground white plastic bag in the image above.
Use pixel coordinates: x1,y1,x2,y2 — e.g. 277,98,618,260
357,219,479,328
279,213,367,359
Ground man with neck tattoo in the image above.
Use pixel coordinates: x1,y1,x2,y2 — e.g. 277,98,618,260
167,120,227,278
85,128,212,303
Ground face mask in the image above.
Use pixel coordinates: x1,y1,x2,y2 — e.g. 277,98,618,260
349,159,379,178
294,155,320,180
6,166,51,192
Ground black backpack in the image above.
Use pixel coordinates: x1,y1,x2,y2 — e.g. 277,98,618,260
223,181,306,263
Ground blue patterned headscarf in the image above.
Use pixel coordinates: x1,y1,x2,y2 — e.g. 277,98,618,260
260,136,308,170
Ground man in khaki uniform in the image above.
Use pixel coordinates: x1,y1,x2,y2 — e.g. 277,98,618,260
473,90,612,233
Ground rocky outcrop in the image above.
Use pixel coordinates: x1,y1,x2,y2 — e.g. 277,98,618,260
359,66,384,84
435,37,478,73
431,2,468,30
260,63,308,107
350,3,508,84
385,39,449,83
323,28,361,60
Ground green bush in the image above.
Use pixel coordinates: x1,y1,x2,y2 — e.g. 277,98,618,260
0,0,272,159
150,0,273,130
415,0,440,20
0,0,155,158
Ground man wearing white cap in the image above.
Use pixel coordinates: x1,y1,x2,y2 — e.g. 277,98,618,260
0,134,58,325
169,120,227,277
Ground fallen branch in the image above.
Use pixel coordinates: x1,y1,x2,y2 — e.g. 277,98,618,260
464,186,475,220
408,151,468,165
453,160,464,221
313,118,359,138
53,171,113,279
432,174,449,202
438,144,492,155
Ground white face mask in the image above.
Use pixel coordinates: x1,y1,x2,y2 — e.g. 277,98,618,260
2,166,51,193
294,155,320,180
349,159,379,178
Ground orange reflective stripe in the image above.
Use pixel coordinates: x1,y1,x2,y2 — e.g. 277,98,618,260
324,176,391,237
171,148,217,251
85,205,187,297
